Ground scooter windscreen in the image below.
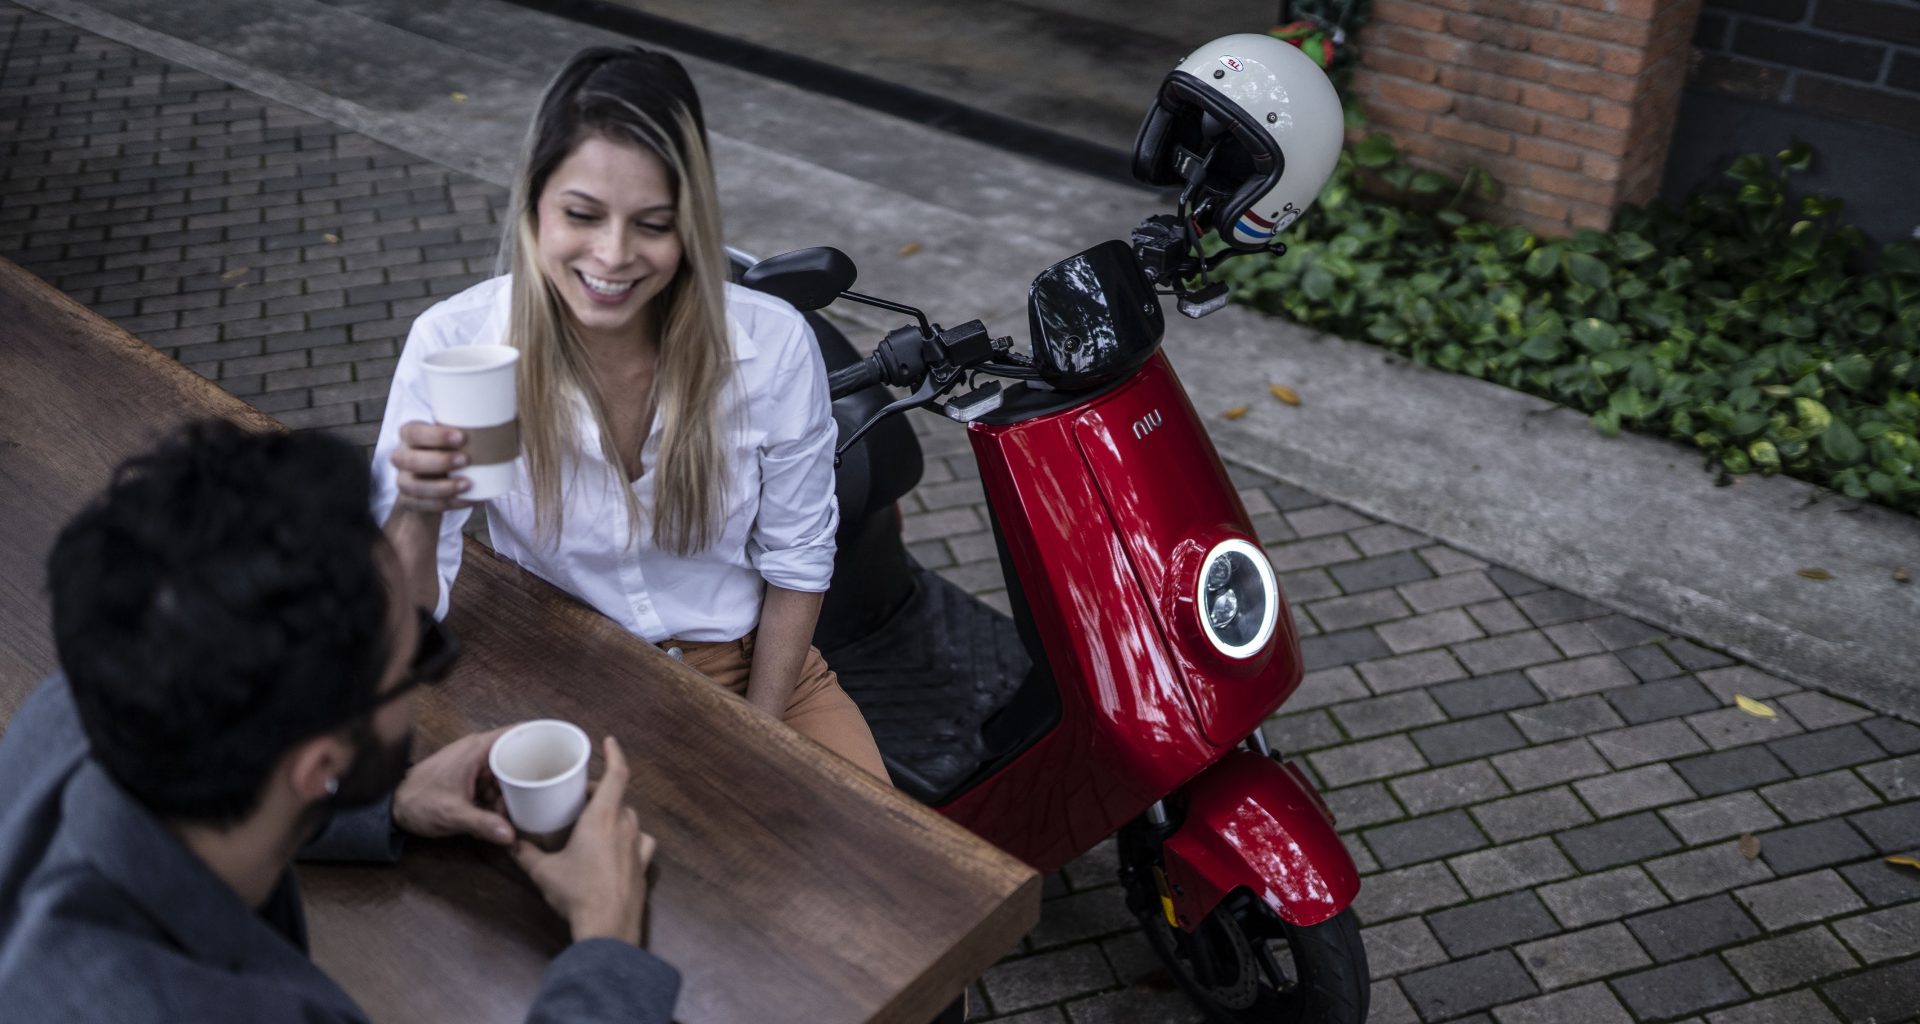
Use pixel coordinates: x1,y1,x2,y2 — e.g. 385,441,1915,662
1026,239,1165,392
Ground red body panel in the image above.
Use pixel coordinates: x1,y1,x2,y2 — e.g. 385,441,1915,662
933,352,1309,874
1160,751,1360,927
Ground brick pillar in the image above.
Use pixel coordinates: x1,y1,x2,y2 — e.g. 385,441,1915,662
1351,0,1704,233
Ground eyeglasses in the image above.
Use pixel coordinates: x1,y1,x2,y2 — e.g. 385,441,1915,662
366,609,462,712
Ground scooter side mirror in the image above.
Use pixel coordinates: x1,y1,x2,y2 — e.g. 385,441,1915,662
739,247,858,311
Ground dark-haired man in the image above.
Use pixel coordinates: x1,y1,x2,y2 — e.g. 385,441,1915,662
0,420,677,1022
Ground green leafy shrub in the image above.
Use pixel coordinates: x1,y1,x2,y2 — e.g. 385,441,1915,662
1219,140,1920,513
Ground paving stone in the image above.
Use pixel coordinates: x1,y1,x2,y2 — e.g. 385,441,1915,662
1027,888,1135,949
1493,982,1634,1024
1695,665,1798,703
1332,691,1446,739
1324,781,1404,829
982,1006,1065,1023
1362,916,1452,977
1733,870,1866,932
1820,957,1920,1024
1611,955,1750,1020
1351,524,1429,558
1060,839,1119,892
1759,770,1883,823
1660,792,1785,846
1542,621,1607,658
1260,709,1344,754
1363,810,1489,869
1776,692,1875,731
1614,644,1686,683
1287,666,1371,712
1310,734,1428,788
1575,764,1697,819
1367,979,1420,1024
1627,893,1762,961
1703,990,1841,1024
1663,639,1736,672
1428,891,1562,958
1492,738,1612,792
1839,856,1920,907
1848,802,1920,853
1391,761,1511,816
1525,655,1640,700
1300,628,1394,673
1307,590,1414,633
1454,631,1562,676
1861,717,1920,755
1605,676,1721,724
1511,696,1627,743
1063,987,1201,1024
1465,598,1533,636
1768,725,1886,777
1512,922,1651,991
1673,746,1795,797
1757,819,1875,876
1400,951,1540,1021
1594,721,1721,779
1376,608,1485,655
1585,614,1666,650
1266,534,1363,572
1416,546,1487,576
1284,503,1375,538
1261,481,1323,511
1411,714,1530,766
1430,672,1544,718
1351,861,1469,926
1723,926,1860,994
1448,838,1576,899
1357,650,1469,693
1857,755,1920,803
1329,551,1432,593
1471,786,1595,844
1486,567,1548,597
1397,571,1504,614
1511,590,1606,627
1644,841,1776,901
1831,900,1920,963
1538,867,1670,929
1344,831,1379,873
981,945,1116,1013
1559,812,1684,872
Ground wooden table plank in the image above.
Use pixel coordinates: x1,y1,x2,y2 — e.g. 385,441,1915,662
0,258,1040,1023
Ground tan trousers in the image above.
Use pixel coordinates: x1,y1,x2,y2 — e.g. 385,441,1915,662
662,633,890,782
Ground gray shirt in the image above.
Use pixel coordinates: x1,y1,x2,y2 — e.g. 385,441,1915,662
0,676,680,1022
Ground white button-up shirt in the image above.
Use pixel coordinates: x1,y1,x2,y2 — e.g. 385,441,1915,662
371,276,839,643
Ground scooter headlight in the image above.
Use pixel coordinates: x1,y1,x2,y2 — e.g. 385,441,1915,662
1196,538,1278,659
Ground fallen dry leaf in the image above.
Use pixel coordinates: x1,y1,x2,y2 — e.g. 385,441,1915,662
1734,694,1778,719
450,91,469,102
1738,833,1762,860
1269,384,1302,406
1887,855,1920,872
322,233,340,244
220,268,248,282
1796,567,1833,580
1221,405,1249,421
897,242,922,257
1896,568,1911,584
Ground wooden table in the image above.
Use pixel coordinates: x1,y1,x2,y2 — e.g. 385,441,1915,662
0,258,1040,1023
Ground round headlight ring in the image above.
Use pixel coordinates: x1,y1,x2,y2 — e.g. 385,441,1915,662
1195,538,1279,659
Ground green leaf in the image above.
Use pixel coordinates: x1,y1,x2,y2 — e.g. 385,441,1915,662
1353,134,1397,169
1524,246,1560,280
1564,252,1611,290
1571,317,1622,352
1749,439,1782,471
1410,171,1452,195
1821,420,1865,464
1591,408,1621,437
1795,397,1833,435
1828,355,1874,393
1778,143,1813,172
1302,265,1334,302
1519,333,1566,361
1613,233,1657,263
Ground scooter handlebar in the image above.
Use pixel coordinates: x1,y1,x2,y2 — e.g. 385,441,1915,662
828,356,885,401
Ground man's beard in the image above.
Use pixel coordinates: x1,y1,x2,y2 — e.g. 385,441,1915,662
299,724,414,842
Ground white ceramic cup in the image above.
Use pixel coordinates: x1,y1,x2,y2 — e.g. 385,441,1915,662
489,719,591,847
420,345,520,501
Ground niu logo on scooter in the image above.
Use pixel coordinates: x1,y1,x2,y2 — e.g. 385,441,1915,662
1132,409,1164,440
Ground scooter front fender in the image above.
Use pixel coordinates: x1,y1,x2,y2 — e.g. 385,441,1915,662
1160,749,1359,928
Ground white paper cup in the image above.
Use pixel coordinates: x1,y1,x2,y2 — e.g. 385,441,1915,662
420,345,520,501
489,719,590,849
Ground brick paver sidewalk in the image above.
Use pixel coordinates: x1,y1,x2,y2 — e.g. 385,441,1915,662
4,7,1917,1022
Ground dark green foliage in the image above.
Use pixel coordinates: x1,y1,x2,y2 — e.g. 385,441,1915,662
1219,139,1920,513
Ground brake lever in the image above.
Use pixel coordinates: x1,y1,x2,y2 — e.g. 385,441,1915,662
833,377,940,466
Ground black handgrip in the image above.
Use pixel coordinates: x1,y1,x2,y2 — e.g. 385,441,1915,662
828,356,884,400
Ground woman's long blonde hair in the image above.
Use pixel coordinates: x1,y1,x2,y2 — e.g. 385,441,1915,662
499,47,731,554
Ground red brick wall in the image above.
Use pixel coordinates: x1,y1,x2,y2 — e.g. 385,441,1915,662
1351,0,1704,234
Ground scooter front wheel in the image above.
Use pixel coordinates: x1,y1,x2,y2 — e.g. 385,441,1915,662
1127,872,1369,1024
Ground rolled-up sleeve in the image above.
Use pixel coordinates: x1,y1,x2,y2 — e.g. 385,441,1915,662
371,314,473,619
748,317,839,592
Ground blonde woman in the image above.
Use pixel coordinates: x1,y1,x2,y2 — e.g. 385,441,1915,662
372,47,887,781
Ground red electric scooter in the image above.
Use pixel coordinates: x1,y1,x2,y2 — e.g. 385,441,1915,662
739,214,1367,1019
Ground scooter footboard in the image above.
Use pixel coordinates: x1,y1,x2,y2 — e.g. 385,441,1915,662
1160,749,1360,928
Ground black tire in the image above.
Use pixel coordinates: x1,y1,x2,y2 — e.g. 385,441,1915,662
1121,836,1369,1023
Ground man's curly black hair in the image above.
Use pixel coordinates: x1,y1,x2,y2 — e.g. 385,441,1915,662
48,420,392,826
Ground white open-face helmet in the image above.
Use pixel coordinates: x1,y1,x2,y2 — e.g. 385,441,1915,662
1132,33,1345,251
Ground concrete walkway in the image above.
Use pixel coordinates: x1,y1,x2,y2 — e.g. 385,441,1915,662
3,1,1918,1021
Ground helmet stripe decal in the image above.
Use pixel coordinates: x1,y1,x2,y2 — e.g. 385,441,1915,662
1242,209,1277,229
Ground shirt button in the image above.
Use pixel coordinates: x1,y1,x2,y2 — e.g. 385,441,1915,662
666,646,683,660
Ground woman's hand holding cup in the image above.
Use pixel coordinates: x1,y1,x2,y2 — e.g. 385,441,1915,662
390,421,476,514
